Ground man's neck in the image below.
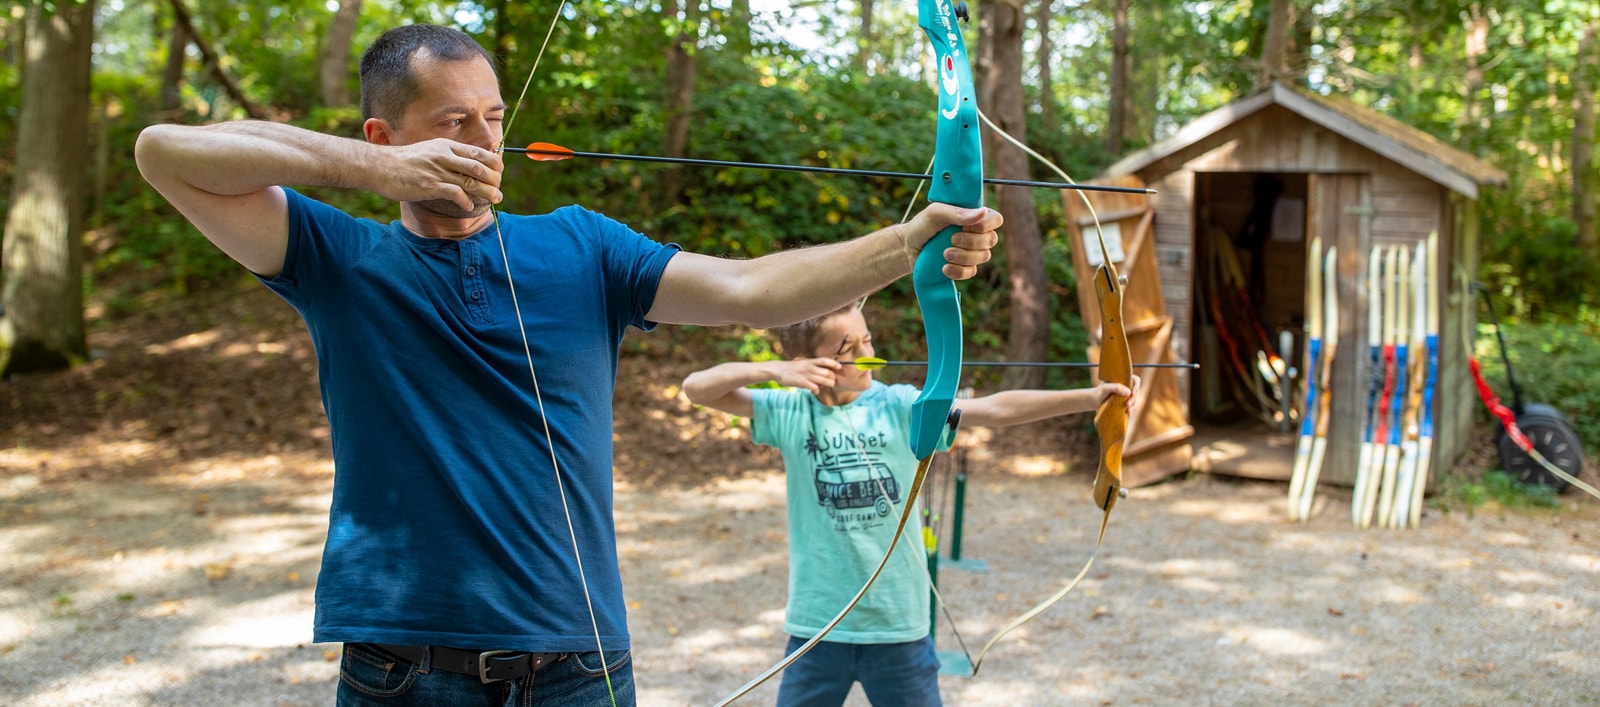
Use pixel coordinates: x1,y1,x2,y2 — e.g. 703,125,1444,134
401,204,495,240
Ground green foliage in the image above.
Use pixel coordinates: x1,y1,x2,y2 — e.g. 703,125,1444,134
1434,470,1562,516
735,331,777,361
14,0,1597,380
1044,234,1093,389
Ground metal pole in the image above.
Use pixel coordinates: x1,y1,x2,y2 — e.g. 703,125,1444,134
950,447,969,562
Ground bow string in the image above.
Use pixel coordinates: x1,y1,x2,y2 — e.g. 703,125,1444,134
489,4,621,706
938,104,1133,677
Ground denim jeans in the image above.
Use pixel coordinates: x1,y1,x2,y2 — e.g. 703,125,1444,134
336,643,635,706
775,635,942,707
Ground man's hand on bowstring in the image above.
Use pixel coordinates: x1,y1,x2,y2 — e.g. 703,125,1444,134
377,138,505,212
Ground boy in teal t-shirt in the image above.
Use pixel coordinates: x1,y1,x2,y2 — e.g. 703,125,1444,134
682,301,1138,706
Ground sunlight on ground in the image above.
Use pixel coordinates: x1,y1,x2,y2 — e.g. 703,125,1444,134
187,595,315,648
1004,454,1067,477
1484,529,1535,547
703,473,786,512
1558,551,1600,572
1221,624,1330,656
143,330,222,354
1167,495,1283,523
1494,568,1563,587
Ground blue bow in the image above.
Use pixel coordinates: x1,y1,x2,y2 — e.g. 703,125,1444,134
909,0,982,460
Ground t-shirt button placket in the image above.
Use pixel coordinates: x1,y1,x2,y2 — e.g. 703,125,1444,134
462,242,492,324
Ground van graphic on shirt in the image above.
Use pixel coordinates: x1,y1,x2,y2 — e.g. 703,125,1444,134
812,456,899,518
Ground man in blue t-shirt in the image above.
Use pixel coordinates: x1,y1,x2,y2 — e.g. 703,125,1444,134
135,23,1001,707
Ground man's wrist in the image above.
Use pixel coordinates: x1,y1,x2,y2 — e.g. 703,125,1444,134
891,222,918,273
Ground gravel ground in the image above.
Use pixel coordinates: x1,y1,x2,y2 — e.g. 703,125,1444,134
4,456,1596,706
3,284,1595,705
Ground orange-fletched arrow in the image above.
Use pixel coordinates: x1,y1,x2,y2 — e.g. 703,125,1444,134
503,142,1157,195
523,142,576,161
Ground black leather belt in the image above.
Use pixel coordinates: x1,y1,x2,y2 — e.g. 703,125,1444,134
372,644,565,684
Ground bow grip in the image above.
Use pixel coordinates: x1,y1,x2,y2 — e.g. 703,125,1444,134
1090,264,1132,511
909,223,964,459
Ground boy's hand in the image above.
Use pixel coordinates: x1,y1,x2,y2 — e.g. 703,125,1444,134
1096,374,1142,415
773,358,844,395
901,204,1003,280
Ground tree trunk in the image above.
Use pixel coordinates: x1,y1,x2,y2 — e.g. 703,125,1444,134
167,0,268,119
856,0,874,71
727,0,751,56
1575,21,1599,253
659,0,699,207
979,1,1048,389
2,0,94,375
160,18,187,114
1034,0,1057,134
1254,0,1293,91
1462,3,1487,147
1107,0,1129,153
491,0,513,78
318,0,362,107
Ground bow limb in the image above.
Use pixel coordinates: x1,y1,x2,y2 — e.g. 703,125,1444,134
972,108,1130,509
713,3,980,701
947,105,1130,675
964,218,1128,674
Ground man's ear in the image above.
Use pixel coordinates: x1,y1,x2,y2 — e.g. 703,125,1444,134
364,118,396,145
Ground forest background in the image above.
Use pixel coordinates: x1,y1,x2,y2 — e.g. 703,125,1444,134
3,0,1599,459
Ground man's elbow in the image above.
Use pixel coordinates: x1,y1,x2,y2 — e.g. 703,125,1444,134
134,125,184,185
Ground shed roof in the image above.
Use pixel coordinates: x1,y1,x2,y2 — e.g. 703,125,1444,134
1104,82,1509,199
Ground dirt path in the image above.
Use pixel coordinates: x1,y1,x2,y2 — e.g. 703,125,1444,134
5,452,1598,705
3,284,1597,705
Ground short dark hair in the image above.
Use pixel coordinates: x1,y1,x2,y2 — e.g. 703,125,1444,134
359,24,497,122
773,300,865,357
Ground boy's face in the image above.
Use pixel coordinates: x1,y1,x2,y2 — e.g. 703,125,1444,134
812,309,875,394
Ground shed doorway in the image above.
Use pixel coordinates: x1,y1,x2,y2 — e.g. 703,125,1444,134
1190,171,1311,478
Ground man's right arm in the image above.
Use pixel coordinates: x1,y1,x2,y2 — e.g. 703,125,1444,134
134,121,502,277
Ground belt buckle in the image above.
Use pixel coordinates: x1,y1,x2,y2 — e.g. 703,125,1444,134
477,650,514,684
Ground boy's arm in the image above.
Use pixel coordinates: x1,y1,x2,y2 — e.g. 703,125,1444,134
681,359,845,417
954,376,1141,428
645,203,1000,328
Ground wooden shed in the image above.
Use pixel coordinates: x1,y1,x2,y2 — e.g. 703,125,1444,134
1064,82,1507,492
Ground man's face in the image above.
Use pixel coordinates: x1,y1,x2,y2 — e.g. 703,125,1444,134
385,53,506,219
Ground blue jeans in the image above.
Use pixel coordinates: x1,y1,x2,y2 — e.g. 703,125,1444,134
336,643,635,706
775,635,942,707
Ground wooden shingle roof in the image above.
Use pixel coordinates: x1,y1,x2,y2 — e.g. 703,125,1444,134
1104,82,1508,199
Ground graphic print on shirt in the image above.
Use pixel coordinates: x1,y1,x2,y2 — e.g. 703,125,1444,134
805,428,900,530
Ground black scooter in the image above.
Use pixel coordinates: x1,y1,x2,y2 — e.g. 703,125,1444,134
1474,283,1586,490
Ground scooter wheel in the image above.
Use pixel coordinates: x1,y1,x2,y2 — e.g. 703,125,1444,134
1495,402,1585,491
